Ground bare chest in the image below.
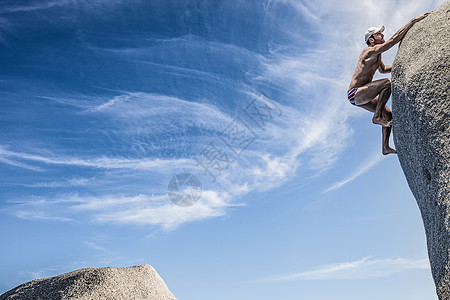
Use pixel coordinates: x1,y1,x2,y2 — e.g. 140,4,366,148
360,55,380,73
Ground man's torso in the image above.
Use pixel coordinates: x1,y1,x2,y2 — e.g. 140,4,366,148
348,49,381,91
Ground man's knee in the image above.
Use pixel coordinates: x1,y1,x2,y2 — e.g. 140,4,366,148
383,109,393,120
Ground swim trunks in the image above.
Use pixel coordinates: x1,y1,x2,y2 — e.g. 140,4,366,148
347,88,357,105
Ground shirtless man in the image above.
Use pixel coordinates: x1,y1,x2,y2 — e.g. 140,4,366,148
348,12,430,155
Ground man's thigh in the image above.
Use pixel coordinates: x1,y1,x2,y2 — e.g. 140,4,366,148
354,78,390,106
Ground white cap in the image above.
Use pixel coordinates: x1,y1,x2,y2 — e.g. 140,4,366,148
364,25,385,43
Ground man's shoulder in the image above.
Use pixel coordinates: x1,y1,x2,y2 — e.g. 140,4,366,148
360,47,377,58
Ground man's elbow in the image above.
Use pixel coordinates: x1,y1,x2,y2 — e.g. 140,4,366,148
379,66,392,74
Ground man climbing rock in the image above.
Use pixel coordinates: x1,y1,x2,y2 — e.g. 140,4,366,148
347,12,429,155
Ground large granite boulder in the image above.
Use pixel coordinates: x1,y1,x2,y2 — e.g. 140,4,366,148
392,1,450,299
0,264,177,300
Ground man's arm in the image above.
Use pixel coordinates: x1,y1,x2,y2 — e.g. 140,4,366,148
378,59,392,73
373,12,430,54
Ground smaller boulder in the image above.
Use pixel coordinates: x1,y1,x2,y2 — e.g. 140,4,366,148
0,264,177,300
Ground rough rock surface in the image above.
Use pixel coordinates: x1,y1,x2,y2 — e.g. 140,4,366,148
391,1,450,299
0,264,177,300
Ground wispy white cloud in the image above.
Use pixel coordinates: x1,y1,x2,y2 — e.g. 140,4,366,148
0,146,192,171
84,241,110,252
253,256,430,282
5,189,243,231
84,92,234,133
271,0,321,22
92,190,240,231
82,240,125,265
0,0,126,14
71,194,165,211
0,156,43,171
323,152,383,193
12,209,73,222
24,178,94,188
0,0,72,13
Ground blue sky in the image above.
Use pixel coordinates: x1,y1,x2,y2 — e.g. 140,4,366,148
0,0,446,299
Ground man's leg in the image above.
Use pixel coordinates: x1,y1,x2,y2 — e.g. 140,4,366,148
381,107,396,155
374,79,392,127
360,98,397,155
354,78,392,127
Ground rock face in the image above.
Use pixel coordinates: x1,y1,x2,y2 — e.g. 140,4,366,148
392,1,450,299
0,264,177,300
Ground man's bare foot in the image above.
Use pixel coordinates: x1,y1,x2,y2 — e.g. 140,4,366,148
372,116,393,127
382,147,397,155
